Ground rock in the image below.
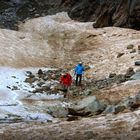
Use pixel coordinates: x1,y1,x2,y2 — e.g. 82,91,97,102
67,115,79,121
130,102,140,110
114,105,126,114
85,65,91,71
109,73,117,78
135,61,140,66
131,72,140,80
83,89,92,96
48,106,68,118
68,96,106,116
26,71,35,78
117,52,125,58
37,82,45,87
116,74,126,83
11,86,19,90
127,44,134,49
41,86,51,92
130,49,136,53
103,105,115,114
84,130,98,139
125,67,135,78
37,69,43,75
24,77,36,84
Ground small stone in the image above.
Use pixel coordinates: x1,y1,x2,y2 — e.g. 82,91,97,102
130,49,136,53
37,82,45,87
38,69,43,75
24,77,36,84
109,73,116,78
135,61,140,66
11,86,19,90
117,52,125,58
114,105,126,114
127,44,134,49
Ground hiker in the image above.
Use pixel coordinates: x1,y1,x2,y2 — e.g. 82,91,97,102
60,73,72,98
74,62,85,86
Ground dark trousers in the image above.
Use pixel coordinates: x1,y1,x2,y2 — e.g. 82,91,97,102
76,74,82,86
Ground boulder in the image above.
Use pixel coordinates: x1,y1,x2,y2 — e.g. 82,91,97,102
68,96,106,116
131,72,140,80
47,106,68,118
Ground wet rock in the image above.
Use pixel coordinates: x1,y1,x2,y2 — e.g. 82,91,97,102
68,96,106,116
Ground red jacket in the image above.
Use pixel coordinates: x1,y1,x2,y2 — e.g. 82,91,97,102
60,73,72,86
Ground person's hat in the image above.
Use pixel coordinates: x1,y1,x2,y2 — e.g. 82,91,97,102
79,61,82,64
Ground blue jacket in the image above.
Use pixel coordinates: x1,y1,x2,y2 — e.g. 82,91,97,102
75,64,85,75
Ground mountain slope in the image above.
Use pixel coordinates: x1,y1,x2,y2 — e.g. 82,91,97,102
0,0,140,30
0,12,139,79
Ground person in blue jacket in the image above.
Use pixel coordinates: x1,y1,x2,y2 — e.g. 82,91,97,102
74,62,85,86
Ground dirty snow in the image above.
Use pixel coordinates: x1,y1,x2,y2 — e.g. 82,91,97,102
0,67,64,123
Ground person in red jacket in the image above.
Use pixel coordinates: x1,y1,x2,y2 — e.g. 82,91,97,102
60,73,72,98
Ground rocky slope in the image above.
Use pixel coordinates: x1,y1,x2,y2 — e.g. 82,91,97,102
0,0,140,30
0,12,139,139
0,12,139,80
